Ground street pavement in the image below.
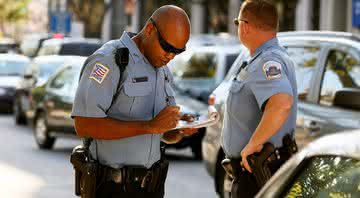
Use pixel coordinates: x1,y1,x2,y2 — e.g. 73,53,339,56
0,115,217,198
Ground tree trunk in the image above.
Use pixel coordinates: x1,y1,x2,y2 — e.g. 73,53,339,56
84,19,102,38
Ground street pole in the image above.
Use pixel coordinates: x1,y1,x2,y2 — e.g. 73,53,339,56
228,0,242,35
111,0,127,39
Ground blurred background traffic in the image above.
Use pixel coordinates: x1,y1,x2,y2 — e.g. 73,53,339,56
1,0,360,198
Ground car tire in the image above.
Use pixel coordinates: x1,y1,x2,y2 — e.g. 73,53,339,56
216,164,232,198
191,142,202,160
34,112,55,149
13,98,26,125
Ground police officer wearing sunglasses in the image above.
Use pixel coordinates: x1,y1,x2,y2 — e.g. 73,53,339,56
221,0,298,197
71,5,197,198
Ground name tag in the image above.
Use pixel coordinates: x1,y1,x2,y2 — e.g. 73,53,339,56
132,76,148,83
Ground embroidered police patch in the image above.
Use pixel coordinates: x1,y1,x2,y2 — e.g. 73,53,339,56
89,62,110,84
262,61,282,80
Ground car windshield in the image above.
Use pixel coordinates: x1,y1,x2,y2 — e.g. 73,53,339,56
171,52,217,79
0,60,28,76
38,61,66,79
283,155,360,197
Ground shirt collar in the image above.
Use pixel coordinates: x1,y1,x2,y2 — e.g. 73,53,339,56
119,31,150,64
248,37,279,64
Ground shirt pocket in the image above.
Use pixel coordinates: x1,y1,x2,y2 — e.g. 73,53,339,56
124,81,152,97
122,81,153,118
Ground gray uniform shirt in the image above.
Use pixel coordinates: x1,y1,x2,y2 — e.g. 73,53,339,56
221,37,298,158
71,32,176,169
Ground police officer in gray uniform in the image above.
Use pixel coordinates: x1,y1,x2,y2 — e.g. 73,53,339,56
221,0,298,197
71,5,196,198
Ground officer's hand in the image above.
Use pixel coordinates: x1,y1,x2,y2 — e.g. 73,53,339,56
179,128,198,137
181,113,197,122
149,106,180,134
240,143,263,173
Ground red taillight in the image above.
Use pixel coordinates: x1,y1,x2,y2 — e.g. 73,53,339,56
208,94,215,105
53,33,64,39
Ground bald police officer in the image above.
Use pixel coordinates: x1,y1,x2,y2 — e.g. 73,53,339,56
221,0,298,197
71,5,197,198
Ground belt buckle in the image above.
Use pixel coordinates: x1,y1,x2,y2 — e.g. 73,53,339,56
111,169,122,183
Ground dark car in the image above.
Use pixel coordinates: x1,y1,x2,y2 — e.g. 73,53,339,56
166,90,209,159
202,31,360,198
256,130,360,198
0,38,19,53
169,45,242,103
29,57,86,149
14,55,80,125
37,38,102,57
0,54,30,112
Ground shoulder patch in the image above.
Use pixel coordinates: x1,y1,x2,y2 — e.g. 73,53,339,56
262,61,282,80
89,62,110,84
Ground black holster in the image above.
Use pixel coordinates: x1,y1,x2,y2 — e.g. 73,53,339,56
222,134,298,188
70,145,98,198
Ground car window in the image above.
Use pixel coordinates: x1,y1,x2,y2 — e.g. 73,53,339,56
319,50,360,106
59,43,102,56
29,61,65,79
171,52,217,78
49,67,74,90
283,156,360,197
285,46,320,101
38,44,61,56
38,61,65,79
224,54,239,76
0,60,28,76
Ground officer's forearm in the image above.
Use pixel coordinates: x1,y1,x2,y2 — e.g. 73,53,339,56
249,93,293,146
161,130,184,144
74,116,154,140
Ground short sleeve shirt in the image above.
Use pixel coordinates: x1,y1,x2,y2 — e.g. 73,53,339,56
71,32,176,168
221,38,298,158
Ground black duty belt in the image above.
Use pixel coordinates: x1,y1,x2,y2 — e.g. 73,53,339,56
97,159,169,193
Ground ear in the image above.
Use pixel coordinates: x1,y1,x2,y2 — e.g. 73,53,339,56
143,22,154,36
243,23,250,35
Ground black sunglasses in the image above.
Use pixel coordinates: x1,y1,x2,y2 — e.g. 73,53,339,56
234,18,249,26
150,18,186,55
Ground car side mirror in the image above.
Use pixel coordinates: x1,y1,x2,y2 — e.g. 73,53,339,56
333,88,360,110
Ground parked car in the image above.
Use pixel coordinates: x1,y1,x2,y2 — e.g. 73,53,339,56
14,55,72,124
37,37,102,57
202,31,360,198
28,57,86,149
169,44,243,103
20,33,51,58
256,129,360,198
0,38,19,53
0,54,30,113
166,89,209,159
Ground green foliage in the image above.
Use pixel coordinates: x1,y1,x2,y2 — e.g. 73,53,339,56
0,0,29,23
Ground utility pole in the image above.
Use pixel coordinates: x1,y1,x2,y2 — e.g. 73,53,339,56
191,0,206,34
111,0,127,39
228,0,242,35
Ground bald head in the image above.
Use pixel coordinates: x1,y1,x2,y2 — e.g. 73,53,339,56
150,5,191,49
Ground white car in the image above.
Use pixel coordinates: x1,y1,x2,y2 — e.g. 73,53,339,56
257,129,360,197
